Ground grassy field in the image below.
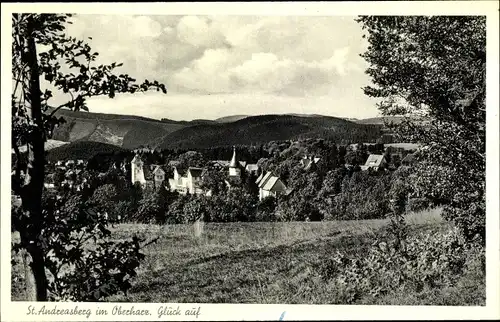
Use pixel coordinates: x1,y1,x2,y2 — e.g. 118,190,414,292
110,209,451,303
12,208,484,304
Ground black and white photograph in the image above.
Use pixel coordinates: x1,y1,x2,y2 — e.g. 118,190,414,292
2,1,499,321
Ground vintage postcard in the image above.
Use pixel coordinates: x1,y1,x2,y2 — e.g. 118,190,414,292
1,1,499,321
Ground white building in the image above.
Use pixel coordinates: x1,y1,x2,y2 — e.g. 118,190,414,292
131,154,147,186
360,154,387,171
168,167,204,195
255,171,287,201
228,147,242,178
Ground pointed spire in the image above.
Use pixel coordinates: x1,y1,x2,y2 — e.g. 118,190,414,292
229,146,238,168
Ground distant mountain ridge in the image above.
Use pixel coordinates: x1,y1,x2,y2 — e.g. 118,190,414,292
50,109,388,150
157,114,382,149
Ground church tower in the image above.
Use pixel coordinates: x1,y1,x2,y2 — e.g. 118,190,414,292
228,146,241,178
131,154,146,185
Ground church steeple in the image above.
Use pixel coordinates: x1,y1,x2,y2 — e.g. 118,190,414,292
228,146,241,177
229,146,238,168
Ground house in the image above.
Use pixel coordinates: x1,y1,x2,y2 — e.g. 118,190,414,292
360,154,387,171
131,154,168,190
300,155,321,171
152,165,166,186
44,183,55,189
212,147,247,189
168,167,204,195
131,154,147,186
245,163,259,175
256,171,287,201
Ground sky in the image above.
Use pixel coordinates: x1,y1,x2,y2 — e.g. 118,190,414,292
56,15,381,121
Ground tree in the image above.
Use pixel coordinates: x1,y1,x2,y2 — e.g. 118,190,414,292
165,194,190,224
88,183,118,218
200,165,228,196
177,151,207,169
135,187,162,224
277,171,323,221
344,150,367,166
182,196,208,223
357,16,486,243
317,168,348,218
11,14,167,301
256,196,277,222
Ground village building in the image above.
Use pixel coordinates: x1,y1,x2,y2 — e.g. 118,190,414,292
131,154,147,186
360,154,387,171
131,154,169,190
226,147,245,185
255,171,287,201
168,166,204,195
245,163,259,175
131,148,257,195
300,155,321,171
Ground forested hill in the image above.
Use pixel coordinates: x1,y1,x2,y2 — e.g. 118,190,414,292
46,141,127,162
158,114,382,149
51,109,185,149
49,109,384,150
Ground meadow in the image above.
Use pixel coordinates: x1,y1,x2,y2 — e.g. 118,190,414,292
12,208,484,305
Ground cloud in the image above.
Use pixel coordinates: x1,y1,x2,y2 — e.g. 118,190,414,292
176,16,227,48
57,14,378,119
172,46,354,96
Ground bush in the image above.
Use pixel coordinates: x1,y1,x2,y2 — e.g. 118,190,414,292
13,191,145,301
256,196,277,222
406,197,432,213
327,171,391,220
318,227,484,304
165,194,190,224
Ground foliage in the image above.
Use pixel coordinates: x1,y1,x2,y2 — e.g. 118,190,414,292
357,16,486,243
316,168,348,218
344,150,368,166
10,184,145,301
177,151,208,169
199,165,228,196
182,196,208,223
88,183,119,220
205,188,258,222
11,13,167,301
165,194,191,224
134,187,162,224
256,196,278,222
318,227,484,304
276,171,323,221
326,171,392,220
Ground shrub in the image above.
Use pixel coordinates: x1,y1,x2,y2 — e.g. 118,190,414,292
328,171,391,220
256,196,277,222
12,191,145,301
318,227,484,304
406,197,432,213
165,194,190,224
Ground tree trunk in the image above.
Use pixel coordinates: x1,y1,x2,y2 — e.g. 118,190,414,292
19,18,48,301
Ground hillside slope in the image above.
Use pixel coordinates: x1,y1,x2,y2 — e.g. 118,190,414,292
51,109,185,149
158,114,382,149
355,116,407,125
46,140,127,162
